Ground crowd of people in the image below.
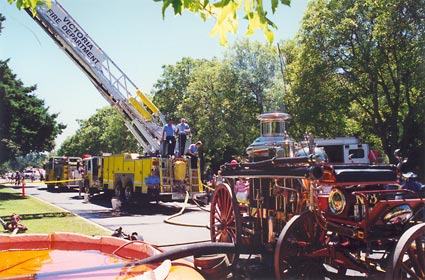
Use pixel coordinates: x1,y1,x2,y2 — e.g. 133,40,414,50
2,169,45,185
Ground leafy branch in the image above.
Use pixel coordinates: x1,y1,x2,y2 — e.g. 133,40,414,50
8,0,291,45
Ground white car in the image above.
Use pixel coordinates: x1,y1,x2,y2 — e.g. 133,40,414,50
23,168,44,180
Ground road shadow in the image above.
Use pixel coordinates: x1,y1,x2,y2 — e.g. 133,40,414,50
0,212,74,222
85,192,203,217
0,191,28,201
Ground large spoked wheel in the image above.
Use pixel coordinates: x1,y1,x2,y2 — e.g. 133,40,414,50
385,223,425,279
210,183,242,268
274,211,327,280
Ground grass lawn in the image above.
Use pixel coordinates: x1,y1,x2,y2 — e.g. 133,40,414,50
0,185,111,236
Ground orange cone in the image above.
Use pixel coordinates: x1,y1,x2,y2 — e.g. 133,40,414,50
21,180,25,198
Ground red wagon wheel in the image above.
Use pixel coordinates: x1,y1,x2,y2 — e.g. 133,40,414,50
274,211,327,280
385,223,425,279
210,183,242,268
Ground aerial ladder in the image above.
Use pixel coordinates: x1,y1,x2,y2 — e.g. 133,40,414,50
26,1,165,154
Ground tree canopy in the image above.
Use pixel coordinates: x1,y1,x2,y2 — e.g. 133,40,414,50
8,0,291,45
1,13,65,165
0,59,65,164
7,0,423,178
151,39,282,170
57,107,140,157
283,0,424,171
0,13,65,169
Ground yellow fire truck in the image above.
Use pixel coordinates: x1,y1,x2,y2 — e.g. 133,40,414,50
27,1,205,202
82,154,203,202
44,156,82,192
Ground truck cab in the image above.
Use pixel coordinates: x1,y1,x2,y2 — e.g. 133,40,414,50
82,155,104,194
314,137,370,164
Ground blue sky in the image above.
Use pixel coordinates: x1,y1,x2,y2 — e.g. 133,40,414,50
0,0,308,148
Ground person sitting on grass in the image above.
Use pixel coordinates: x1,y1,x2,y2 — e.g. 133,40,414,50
1,213,28,234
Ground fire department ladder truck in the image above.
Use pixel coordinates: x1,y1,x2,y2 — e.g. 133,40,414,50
27,1,204,202
28,1,163,152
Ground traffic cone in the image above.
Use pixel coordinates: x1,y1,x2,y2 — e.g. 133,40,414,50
21,180,25,198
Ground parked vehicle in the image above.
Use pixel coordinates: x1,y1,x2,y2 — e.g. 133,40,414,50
82,153,204,203
44,156,82,192
314,136,370,163
23,168,45,181
246,112,370,164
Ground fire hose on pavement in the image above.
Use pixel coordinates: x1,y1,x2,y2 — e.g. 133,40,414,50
159,190,211,248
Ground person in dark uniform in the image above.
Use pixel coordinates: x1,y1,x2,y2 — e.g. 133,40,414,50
176,118,190,156
162,118,177,156
186,141,202,168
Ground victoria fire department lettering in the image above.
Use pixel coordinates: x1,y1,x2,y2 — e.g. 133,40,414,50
44,7,104,66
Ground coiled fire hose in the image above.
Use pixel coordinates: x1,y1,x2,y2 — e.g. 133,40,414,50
163,191,209,228
159,189,211,247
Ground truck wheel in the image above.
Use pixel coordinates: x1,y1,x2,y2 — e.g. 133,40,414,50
124,183,133,202
114,181,123,200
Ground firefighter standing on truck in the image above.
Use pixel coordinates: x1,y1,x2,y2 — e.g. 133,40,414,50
162,118,177,157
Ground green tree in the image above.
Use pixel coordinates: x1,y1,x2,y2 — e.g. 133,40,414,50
152,41,283,169
181,59,259,169
152,44,276,169
285,0,424,170
0,58,65,164
225,38,284,113
152,57,204,119
57,107,140,156
156,0,291,45
279,39,350,140
7,152,48,172
8,0,291,45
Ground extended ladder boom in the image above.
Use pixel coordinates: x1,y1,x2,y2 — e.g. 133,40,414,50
27,1,165,153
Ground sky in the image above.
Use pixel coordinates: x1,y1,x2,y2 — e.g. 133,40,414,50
0,0,309,148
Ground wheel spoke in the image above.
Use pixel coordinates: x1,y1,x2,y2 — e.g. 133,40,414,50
388,223,425,279
214,202,222,216
400,262,420,279
274,212,324,279
407,243,424,277
222,197,232,220
414,237,425,277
